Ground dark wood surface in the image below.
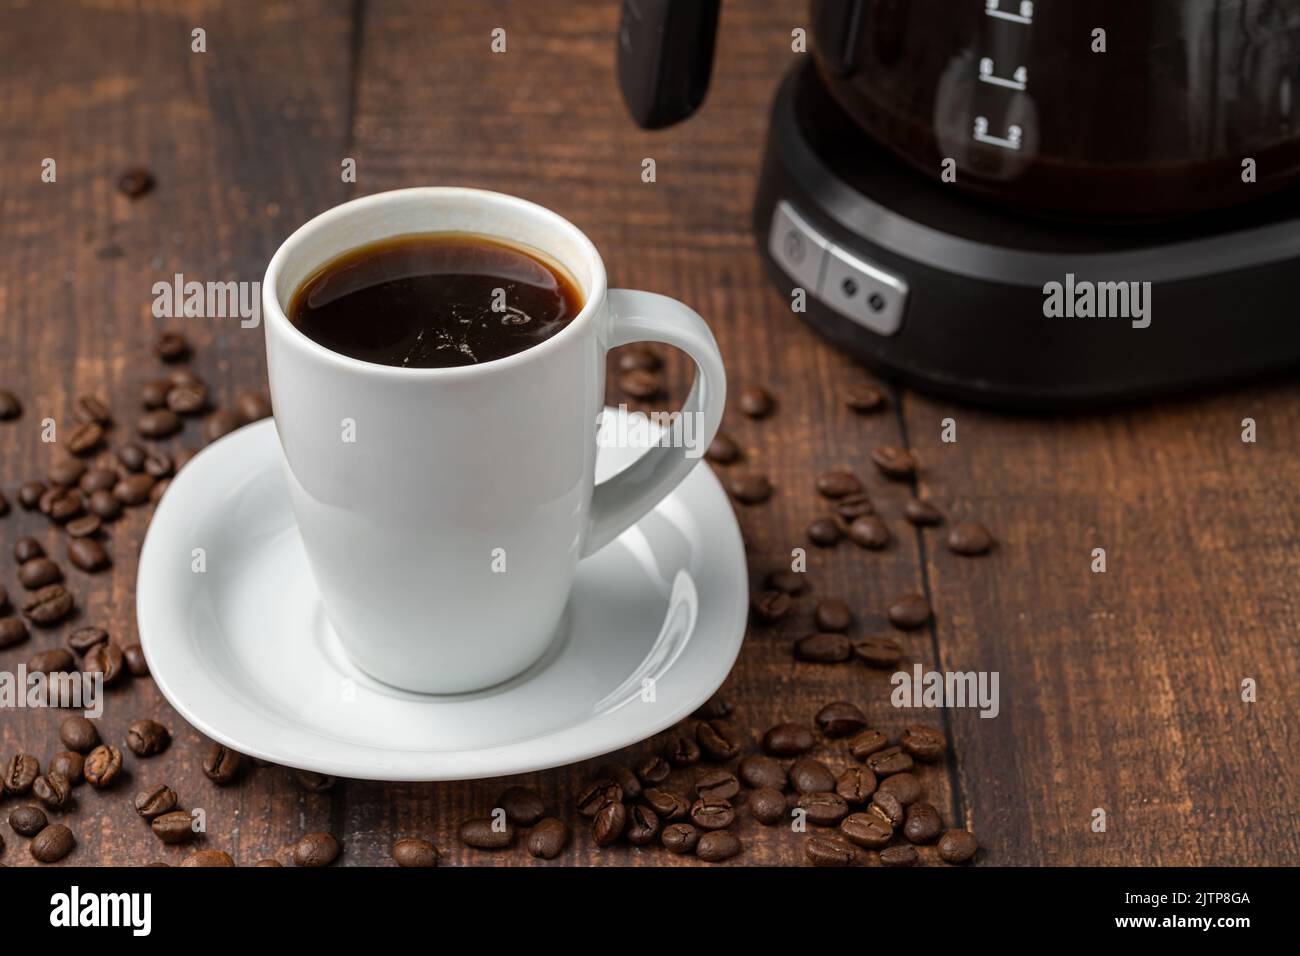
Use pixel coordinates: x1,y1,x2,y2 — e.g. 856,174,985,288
1,0,1296,867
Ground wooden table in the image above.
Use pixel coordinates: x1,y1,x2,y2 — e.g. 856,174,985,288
1,0,1296,867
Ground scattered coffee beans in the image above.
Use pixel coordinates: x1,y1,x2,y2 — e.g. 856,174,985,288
904,498,944,526
181,850,235,867
815,701,867,737
4,753,39,794
901,725,947,762
661,822,700,854
293,832,341,866
886,592,932,629
762,723,814,756
135,785,179,819
31,823,76,863
749,787,786,825
840,812,892,848
497,785,545,826
816,469,861,499
737,384,774,418
903,803,943,844
788,757,835,794
813,598,853,632
34,772,72,810
696,830,741,862
938,829,979,863
877,772,922,805
84,745,122,789
880,844,918,867
202,743,242,784
947,521,994,555
592,800,627,845
738,754,787,790
835,766,877,804
727,474,773,504
49,751,84,786
526,818,569,860
696,720,744,761
127,719,170,757
10,804,49,835
853,636,903,669
797,791,850,826
871,445,917,480
794,632,851,663
689,796,735,830
847,515,891,549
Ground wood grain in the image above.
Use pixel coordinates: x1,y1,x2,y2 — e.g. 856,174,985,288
0,0,1295,867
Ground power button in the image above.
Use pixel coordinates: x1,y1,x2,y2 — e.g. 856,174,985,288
768,200,829,294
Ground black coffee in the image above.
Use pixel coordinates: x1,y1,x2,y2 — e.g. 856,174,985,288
289,233,583,368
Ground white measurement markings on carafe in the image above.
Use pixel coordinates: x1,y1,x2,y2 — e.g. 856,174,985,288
973,0,1033,150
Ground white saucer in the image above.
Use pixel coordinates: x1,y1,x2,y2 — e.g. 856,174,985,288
137,414,747,781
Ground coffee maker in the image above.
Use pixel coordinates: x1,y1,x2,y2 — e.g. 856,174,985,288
617,0,1300,406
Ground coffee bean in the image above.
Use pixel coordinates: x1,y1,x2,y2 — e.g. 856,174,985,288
737,384,774,418
67,422,104,456
938,829,979,863
878,772,922,805
88,489,122,520
661,822,700,854
202,743,242,784
149,478,170,503
68,537,110,572
0,388,21,419
19,557,63,589
28,648,75,675
886,592,931,629
127,719,170,757
849,729,890,760
788,757,835,794
798,791,850,826
843,383,886,412
167,381,209,415
689,796,735,830
636,755,671,786
122,643,149,676
871,445,917,480
865,746,914,777
291,770,335,792
118,442,146,471
135,785,178,819
526,818,571,860
204,409,241,443
592,800,627,846
847,515,891,550
47,488,85,523
840,812,892,848
70,395,110,426
65,515,102,538
794,633,851,663
33,772,71,810
235,390,273,424
764,569,808,595
169,369,204,389
705,432,740,464
692,694,733,720
829,495,873,526
904,498,944,526
10,804,48,835
812,600,851,634
695,830,741,862
113,473,155,505
154,330,188,361
642,787,690,820
49,751,84,786
67,626,108,656
696,719,744,761
749,787,786,826
83,642,125,685
816,701,867,737
60,715,100,753
816,470,862,499
763,723,815,756
181,850,235,868
0,616,30,649
751,589,792,623
694,769,740,800
31,824,76,863
853,637,903,669
116,165,155,198
84,745,122,789
3,753,39,794
79,468,118,494
869,790,905,828
835,766,878,804
807,517,842,548
903,803,943,844
595,762,642,801
18,480,46,510
49,457,87,487
880,844,919,867
391,837,440,867
901,725,947,762
140,379,170,409
143,450,174,479
19,582,73,629
497,785,545,826
738,754,787,791
805,834,857,867
663,733,701,767
617,344,662,372
14,537,45,562
947,520,994,555
138,409,182,439
253,859,281,867
576,780,622,817
152,810,196,844
625,803,661,846
726,474,773,504
618,368,664,399
291,831,341,866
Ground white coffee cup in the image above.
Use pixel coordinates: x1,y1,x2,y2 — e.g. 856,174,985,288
262,187,727,693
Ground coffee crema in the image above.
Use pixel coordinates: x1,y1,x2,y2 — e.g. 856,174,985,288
288,232,583,368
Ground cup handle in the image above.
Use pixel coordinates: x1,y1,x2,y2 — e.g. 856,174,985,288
582,289,727,557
